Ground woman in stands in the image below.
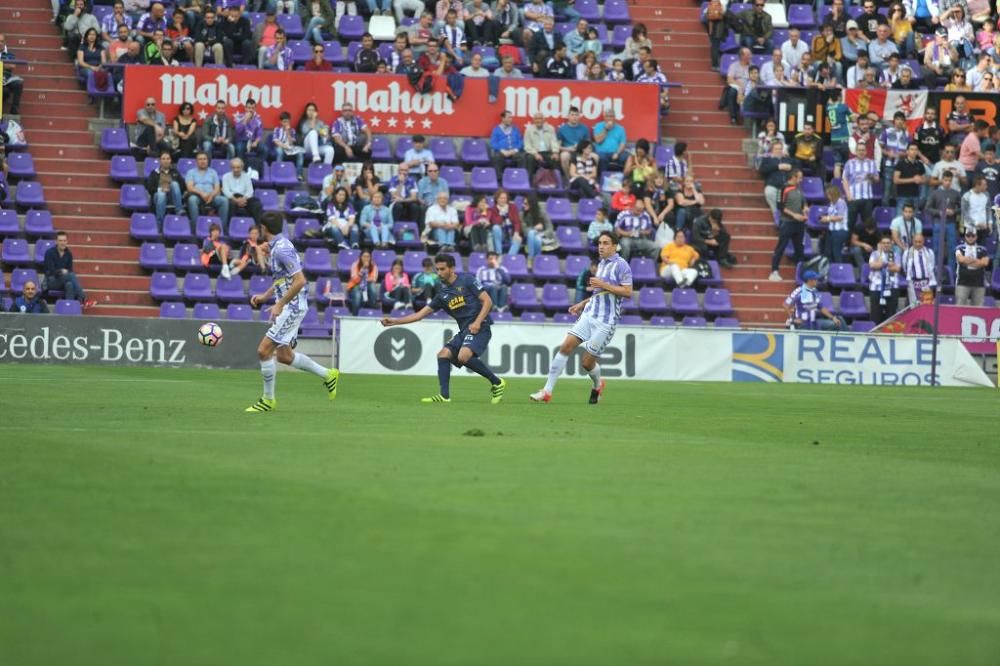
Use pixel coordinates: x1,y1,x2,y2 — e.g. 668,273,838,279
172,102,198,159
75,28,105,86
623,138,657,200
569,139,600,199
755,117,786,169
352,161,381,212
299,102,334,166
346,249,380,315
576,51,597,80
383,259,412,311
489,189,523,256
464,194,496,253
586,61,605,81
307,186,359,249
945,70,972,91
619,23,651,62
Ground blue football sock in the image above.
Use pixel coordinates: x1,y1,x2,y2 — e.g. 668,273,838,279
464,356,500,385
437,357,452,398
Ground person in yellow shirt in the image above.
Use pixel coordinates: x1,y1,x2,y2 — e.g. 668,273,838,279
659,229,700,287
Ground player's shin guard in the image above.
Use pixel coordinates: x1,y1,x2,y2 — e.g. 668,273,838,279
587,363,601,388
291,352,329,378
543,352,569,394
463,357,500,385
260,358,276,399
437,357,452,399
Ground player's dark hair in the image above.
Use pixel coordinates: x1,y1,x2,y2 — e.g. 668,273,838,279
434,253,456,268
598,230,618,245
486,251,498,258
261,211,284,236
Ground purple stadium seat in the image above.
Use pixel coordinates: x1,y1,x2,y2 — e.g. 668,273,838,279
532,254,562,280
303,247,334,275
160,301,186,318
307,162,333,189
564,255,590,279
10,268,37,294
800,177,825,203
139,242,170,270
838,291,869,319
119,184,149,211
576,197,603,222
467,252,487,273
276,12,304,37
650,315,676,326
210,159,231,179
460,139,491,165
15,182,46,209
703,288,733,317
163,215,193,243
150,272,181,300
489,310,511,322
603,0,631,23
255,188,279,213
370,136,392,162
394,137,414,161
109,155,139,183
313,277,345,304
470,167,499,193
345,41,363,63
851,320,876,332
518,311,545,323
611,24,631,50
541,283,570,312
33,240,54,266
670,288,701,316
719,54,737,78
394,222,421,249
6,152,36,179
193,302,221,320
787,4,815,28
556,226,586,253
0,210,19,236
177,158,196,177
546,197,574,225
827,263,856,290
431,138,457,163
402,250,427,275
216,276,246,302
551,312,574,324
226,303,254,320
372,249,396,274
504,253,530,280
288,39,312,65
873,206,894,232
22,212,52,239
509,283,540,310
682,315,708,327
501,168,532,194
100,127,131,154
269,161,299,189
698,260,722,287
196,215,224,241
627,257,657,285
183,273,214,301
714,317,740,328
2,238,31,265
227,217,255,242
439,165,467,192
294,218,322,243
358,308,382,318
620,315,644,325
322,40,345,64
337,248,361,275
638,286,669,314
575,0,600,21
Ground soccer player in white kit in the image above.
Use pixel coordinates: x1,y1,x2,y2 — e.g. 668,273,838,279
245,212,340,413
530,230,633,404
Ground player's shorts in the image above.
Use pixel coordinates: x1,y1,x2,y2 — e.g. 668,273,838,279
445,323,492,358
568,313,616,356
266,300,307,347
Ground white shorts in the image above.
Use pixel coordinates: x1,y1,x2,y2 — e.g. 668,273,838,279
266,301,307,347
567,314,616,356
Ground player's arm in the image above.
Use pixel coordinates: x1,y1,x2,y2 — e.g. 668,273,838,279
569,296,591,315
250,286,276,307
468,290,493,333
382,306,434,327
589,278,633,298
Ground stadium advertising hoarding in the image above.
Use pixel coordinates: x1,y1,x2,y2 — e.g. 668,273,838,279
339,319,993,387
877,304,1000,355
0,314,267,369
123,66,662,139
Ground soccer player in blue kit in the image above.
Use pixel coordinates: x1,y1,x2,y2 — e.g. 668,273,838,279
381,253,507,404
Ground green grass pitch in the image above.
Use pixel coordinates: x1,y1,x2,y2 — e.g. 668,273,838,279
1,365,999,665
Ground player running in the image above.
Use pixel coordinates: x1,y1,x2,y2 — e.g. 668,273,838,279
530,230,632,404
246,212,340,413
381,253,506,404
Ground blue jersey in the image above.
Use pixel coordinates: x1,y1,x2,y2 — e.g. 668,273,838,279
583,253,632,324
268,233,307,310
430,273,492,329
827,102,851,143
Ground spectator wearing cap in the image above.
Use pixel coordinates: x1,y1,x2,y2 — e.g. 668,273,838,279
784,271,844,331
9,280,48,314
955,229,990,306
922,27,958,82
840,20,865,70
44,232,95,309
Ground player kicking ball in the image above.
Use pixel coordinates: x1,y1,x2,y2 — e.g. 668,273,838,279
245,212,340,413
381,253,506,404
531,230,633,404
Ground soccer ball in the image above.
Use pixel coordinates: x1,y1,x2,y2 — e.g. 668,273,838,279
198,322,223,347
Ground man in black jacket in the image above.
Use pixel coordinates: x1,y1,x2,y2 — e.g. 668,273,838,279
194,9,227,67
691,208,734,268
44,232,95,308
146,151,186,228
221,5,253,67
542,44,572,79
759,141,794,220
528,17,563,73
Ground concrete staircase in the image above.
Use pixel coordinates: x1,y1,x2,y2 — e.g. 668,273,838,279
636,1,787,326
1,1,157,316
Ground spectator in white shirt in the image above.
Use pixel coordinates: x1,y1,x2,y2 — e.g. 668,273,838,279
930,144,967,191
424,190,460,250
221,158,262,224
759,48,784,86
961,174,991,235
780,28,809,70
460,52,490,77
889,202,922,252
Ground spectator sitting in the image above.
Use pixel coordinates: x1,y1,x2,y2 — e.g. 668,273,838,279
464,194,495,252
592,109,628,172
520,194,555,268
868,235,902,323
564,18,589,62
194,8,226,67
299,102,334,166
476,252,511,311
739,0,773,51
868,25,898,69
647,173,675,232
321,165,353,206
307,186,359,249
493,53,524,78
63,0,100,54
384,259,413,311
346,250,379,315
489,189,523,255
234,98,265,175
410,256,440,308
142,28,166,63
902,233,937,305
490,110,526,175
261,27,292,70
101,1,132,47
790,121,825,181
417,163,449,214
352,161,381,213
586,207,613,243
569,139,602,201
230,224,266,277
785,270,844,330
203,100,236,159
635,58,670,113
331,102,373,163
134,97,166,160
167,9,194,62
9,280,48,314
422,194,459,252
145,151,185,228
75,28,105,86
691,208,734,268
438,9,468,65
616,199,657,261
542,44,573,78
460,52,491,77
222,158,262,224
354,32,380,73
624,138,657,199
186,151,229,227
922,27,959,83
252,8,279,68
610,180,636,222
955,229,989,306
360,190,395,249
463,0,499,47
523,112,558,178
151,38,179,66
659,229,700,287
305,42,333,70
201,222,233,279
386,163,421,223
44,231,94,308
781,27,809,70
557,106,590,177
108,24,134,63
574,257,598,303
403,134,435,178
136,2,167,45
673,175,705,232
222,5,253,66
271,111,304,179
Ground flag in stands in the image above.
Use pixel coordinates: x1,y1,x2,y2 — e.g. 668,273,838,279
845,89,928,132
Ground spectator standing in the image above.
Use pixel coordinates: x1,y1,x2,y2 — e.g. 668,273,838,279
359,191,395,248
384,259,413,311
476,252,511,311
961,175,991,240
331,103,373,163
659,229,699,287
946,95,972,146
954,229,989,306
145,151,185,228
424,191,460,250
868,236,901,323
893,143,925,213
844,143,879,232
784,270,844,330
959,119,989,174
489,110,526,175
769,169,808,281
186,152,229,225
222,158,262,224
44,232,94,308
878,112,911,207
925,170,962,270
346,250,379,315
819,185,849,263
592,108,628,171
889,202,923,253
974,145,1000,202
615,199,657,261
902,233,937,304
9,281,48,314
203,100,236,159
930,144,966,191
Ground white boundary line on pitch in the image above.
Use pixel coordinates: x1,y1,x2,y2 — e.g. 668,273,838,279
0,377,193,383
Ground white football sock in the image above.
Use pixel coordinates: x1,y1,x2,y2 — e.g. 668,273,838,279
291,352,329,378
260,358,276,399
587,363,601,388
543,352,569,394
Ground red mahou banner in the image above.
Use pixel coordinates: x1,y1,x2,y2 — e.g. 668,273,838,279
123,66,662,140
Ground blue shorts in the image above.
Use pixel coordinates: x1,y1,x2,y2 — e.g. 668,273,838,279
444,323,492,358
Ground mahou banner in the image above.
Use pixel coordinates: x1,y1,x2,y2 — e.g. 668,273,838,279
123,66,662,140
